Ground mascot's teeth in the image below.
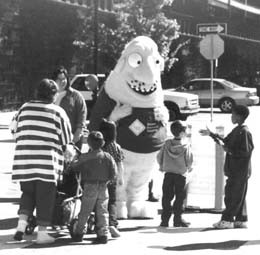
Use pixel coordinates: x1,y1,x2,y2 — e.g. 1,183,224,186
128,81,157,95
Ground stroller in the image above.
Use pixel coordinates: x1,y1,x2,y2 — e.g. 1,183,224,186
25,169,82,235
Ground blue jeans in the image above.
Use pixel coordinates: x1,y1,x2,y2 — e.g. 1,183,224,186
76,182,109,237
18,181,56,226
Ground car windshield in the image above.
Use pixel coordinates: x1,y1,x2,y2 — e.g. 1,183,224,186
221,80,241,89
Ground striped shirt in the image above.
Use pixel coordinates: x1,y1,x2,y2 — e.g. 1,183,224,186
11,100,73,183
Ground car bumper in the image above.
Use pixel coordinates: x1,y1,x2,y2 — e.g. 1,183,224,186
180,106,200,115
236,96,259,106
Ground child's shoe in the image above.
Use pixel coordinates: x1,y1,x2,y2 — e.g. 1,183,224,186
213,220,234,229
92,235,108,244
159,221,169,227
109,226,121,238
71,233,83,242
234,221,247,228
36,231,55,244
13,231,24,241
174,218,190,227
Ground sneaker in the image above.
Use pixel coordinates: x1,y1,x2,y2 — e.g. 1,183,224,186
13,231,24,241
159,222,169,227
36,232,55,244
92,236,108,244
109,226,121,238
174,220,190,228
234,221,247,228
213,220,234,229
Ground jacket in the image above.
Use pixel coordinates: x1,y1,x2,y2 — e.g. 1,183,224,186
157,138,193,176
71,149,117,183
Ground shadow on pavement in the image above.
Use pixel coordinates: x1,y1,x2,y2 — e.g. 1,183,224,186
0,217,18,230
162,240,260,251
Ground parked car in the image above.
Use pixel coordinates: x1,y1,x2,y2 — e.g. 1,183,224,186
70,73,106,102
163,89,200,120
71,74,200,120
175,78,259,113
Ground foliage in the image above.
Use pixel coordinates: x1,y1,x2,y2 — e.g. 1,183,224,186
74,0,179,74
17,0,79,100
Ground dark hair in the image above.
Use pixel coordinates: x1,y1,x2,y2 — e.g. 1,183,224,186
232,104,249,121
51,66,70,90
170,120,187,137
36,79,58,103
87,131,105,150
99,118,117,145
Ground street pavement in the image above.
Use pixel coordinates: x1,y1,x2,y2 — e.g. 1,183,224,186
1,109,260,255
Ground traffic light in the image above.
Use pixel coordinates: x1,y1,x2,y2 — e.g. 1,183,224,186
50,0,113,11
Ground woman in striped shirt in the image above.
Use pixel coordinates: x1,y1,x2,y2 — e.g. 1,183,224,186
11,79,73,244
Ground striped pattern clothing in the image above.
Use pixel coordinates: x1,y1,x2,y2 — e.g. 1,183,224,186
11,100,73,183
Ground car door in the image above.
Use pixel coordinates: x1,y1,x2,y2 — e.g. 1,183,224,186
213,81,226,106
184,80,209,106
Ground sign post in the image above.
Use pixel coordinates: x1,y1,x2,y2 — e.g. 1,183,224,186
199,34,224,121
199,28,226,211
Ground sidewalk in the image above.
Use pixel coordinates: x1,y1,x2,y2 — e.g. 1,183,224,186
1,111,260,254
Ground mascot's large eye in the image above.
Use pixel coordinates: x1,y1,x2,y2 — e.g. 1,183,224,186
155,59,160,65
128,53,142,68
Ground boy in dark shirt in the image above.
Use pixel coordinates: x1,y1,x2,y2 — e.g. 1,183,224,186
69,131,117,243
200,105,254,229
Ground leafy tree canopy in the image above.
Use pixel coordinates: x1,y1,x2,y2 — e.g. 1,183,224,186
74,0,180,73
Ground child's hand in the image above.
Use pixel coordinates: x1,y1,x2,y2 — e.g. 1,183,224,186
199,128,211,136
64,144,77,163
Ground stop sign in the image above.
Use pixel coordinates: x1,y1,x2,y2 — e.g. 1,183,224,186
200,34,224,60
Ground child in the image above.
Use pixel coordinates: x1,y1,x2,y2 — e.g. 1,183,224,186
99,119,124,238
200,104,254,229
69,131,117,243
157,120,193,228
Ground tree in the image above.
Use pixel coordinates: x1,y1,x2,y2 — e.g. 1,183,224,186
73,0,180,74
17,0,79,100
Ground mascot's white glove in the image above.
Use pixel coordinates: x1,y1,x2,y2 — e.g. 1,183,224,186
109,102,132,122
154,106,169,126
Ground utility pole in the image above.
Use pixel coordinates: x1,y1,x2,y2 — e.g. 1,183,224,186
93,0,98,75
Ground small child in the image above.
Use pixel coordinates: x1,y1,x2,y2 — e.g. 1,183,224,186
200,105,254,229
69,131,117,243
157,120,193,228
99,119,124,238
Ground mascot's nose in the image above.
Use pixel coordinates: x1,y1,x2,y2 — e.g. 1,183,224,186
135,56,160,84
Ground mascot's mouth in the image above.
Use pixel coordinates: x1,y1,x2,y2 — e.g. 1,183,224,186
127,80,157,95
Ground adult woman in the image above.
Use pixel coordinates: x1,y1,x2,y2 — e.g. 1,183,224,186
52,66,87,150
12,79,73,244
52,67,87,196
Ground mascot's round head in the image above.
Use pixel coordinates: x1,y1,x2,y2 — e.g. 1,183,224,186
105,36,165,108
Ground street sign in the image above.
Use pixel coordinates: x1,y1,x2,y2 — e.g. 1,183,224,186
197,23,227,35
200,34,224,60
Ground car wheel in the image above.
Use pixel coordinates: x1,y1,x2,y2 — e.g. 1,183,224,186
219,98,234,113
164,101,180,121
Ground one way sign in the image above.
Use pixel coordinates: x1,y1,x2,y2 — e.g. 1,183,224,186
197,23,227,35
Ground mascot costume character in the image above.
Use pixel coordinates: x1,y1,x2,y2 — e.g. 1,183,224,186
89,36,169,219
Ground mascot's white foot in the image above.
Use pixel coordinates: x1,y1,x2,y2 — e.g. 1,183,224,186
127,201,157,219
116,201,128,219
